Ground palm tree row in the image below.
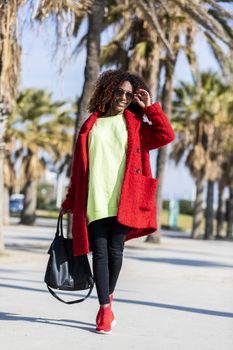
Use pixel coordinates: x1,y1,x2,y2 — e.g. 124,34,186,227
5,88,74,225
0,0,233,252
86,0,233,241
39,0,233,241
172,71,233,239
0,0,92,252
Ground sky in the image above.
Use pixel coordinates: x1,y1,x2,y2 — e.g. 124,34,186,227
18,10,224,203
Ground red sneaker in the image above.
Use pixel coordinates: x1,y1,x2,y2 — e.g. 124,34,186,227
96,294,114,326
95,304,116,335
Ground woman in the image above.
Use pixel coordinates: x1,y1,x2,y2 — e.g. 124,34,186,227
61,69,175,334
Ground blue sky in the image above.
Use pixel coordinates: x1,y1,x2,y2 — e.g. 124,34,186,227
19,14,223,203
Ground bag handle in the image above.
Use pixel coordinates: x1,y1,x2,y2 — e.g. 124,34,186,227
46,283,94,304
55,211,64,238
49,211,94,304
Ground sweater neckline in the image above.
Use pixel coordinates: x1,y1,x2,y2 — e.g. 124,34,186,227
98,114,123,119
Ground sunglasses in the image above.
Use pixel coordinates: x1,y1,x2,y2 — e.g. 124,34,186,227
114,88,134,101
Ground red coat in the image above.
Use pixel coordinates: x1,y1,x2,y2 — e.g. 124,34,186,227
62,102,175,256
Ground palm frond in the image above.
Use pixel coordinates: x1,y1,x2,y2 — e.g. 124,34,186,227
173,0,233,48
136,0,175,59
208,8,233,40
100,41,128,69
35,0,93,20
205,32,233,82
205,0,233,20
71,32,87,57
184,25,201,89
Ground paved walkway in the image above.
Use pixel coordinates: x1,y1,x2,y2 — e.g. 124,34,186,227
0,222,233,350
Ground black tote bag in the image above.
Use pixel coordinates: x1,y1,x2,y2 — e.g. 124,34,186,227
44,212,94,304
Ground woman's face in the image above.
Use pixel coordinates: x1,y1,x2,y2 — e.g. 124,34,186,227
110,80,134,114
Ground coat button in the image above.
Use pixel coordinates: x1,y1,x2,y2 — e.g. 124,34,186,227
137,147,140,153
136,168,140,174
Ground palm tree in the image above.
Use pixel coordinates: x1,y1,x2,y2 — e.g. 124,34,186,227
0,0,94,248
34,0,105,234
135,1,233,241
130,1,233,241
171,72,233,238
96,0,233,242
0,0,25,252
98,4,179,244
0,0,22,112
196,85,232,239
204,120,232,239
7,88,74,224
78,0,107,124
4,0,230,235
34,0,233,241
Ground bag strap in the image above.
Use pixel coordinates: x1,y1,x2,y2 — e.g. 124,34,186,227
49,211,94,304
55,212,64,238
46,283,94,304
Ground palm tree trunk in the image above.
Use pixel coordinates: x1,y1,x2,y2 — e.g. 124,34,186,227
226,187,233,239
0,101,8,252
3,185,9,225
0,142,5,253
67,0,105,238
191,173,205,238
20,180,37,225
135,37,160,244
0,3,21,251
146,14,179,243
216,182,225,238
146,56,176,243
77,0,106,131
204,180,214,239
154,141,171,241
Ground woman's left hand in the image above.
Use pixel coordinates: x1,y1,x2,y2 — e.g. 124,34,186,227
133,89,152,109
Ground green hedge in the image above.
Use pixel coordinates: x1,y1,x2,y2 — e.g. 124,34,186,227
163,199,193,216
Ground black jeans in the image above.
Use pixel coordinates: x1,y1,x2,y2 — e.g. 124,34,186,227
87,216,129,305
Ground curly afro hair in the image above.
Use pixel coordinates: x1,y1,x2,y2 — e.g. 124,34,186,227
87,69,152,117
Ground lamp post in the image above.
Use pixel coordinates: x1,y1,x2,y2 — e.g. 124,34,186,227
0,102,7,253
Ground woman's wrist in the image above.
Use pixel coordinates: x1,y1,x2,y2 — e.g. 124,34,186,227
143,100,155,109
143,101,159,113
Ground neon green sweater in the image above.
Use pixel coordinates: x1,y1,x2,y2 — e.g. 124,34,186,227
87,114,128,225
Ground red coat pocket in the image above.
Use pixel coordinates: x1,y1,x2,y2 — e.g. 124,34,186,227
136,175,158,212
117,173,158,228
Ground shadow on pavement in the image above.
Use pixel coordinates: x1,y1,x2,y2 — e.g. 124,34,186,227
6,235,52,241
0,282,233,319
115,297,233,319
0,276,43,283
5,243,48,253
124,254,233,269
0,312,96,333
0,268,44,274
132,246,233,260
162,231,233,242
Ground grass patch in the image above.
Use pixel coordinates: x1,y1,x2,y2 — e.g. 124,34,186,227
161,209,228,235
35,209,228,235
36,209,60,218
161,209,192,233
